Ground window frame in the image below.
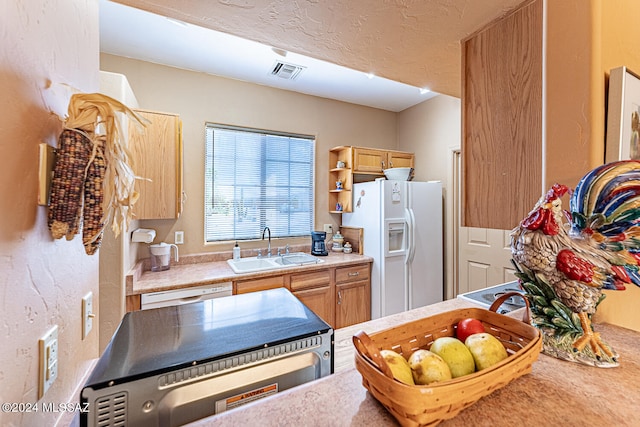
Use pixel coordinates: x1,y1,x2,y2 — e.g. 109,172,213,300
204,123,316,243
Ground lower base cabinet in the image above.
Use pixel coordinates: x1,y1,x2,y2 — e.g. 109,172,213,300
335,280,370,329
233,262,371,329
130,262,371,329
335,264,371,329
293,286,334,326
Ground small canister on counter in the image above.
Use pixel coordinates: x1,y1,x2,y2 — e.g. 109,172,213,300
332,231,344,252
343,241,352,254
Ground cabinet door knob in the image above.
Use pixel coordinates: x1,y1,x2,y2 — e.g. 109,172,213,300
337,291,342,305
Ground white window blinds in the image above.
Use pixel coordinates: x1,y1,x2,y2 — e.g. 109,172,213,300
205,124,315,242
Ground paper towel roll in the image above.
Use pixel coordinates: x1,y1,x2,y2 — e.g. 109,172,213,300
131,228,156,243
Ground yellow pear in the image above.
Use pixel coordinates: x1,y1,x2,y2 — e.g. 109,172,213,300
380,349,415,385
429,337,476,378
408,349,452,385
465,333,508,371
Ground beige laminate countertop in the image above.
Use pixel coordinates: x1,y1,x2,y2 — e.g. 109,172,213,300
127,251,372,296
187,297,640,427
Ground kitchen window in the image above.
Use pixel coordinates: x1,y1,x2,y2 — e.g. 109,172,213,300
205,124,315,242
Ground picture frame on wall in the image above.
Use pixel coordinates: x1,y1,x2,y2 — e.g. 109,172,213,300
606,66,640,162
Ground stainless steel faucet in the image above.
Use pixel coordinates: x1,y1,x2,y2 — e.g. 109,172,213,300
262,226,271,257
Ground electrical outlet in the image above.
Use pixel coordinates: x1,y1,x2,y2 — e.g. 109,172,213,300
323,224,333,235
39,325,58,399
175,231,184,245
82,292,94,339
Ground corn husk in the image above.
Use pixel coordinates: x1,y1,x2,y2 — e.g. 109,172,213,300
50,93,148,253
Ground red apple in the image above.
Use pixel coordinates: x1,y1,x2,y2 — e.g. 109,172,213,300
456,318,485,342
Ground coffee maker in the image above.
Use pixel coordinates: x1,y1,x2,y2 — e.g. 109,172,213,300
310,231,329,256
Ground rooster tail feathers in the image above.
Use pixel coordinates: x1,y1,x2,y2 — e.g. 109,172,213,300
571,160,640,234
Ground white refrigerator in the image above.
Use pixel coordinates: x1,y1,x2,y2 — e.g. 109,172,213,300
341,178,443,319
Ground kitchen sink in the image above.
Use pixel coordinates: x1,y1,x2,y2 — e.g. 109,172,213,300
227,252,324,274
273,252,324,266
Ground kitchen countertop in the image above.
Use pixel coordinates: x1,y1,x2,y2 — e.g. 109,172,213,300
127,250,373,296
186,297,640,427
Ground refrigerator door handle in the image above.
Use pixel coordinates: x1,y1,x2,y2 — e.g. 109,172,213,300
404,208,416,264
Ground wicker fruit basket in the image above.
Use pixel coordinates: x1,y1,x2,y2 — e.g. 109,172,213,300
353,292,542,427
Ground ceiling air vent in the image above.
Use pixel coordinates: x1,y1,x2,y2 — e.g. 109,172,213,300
270,61,306,80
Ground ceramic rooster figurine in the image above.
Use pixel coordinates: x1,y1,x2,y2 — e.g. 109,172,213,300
511,160,640,367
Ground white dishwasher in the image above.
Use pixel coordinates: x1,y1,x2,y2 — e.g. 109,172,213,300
140,282,233,310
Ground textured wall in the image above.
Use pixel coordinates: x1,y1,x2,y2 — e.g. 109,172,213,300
0,0,100,425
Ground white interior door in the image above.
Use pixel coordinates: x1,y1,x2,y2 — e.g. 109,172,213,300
453,151,515,296
458,227,515,294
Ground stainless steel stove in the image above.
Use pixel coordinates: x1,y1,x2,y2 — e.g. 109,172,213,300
457,281,526,314
81,288,333,427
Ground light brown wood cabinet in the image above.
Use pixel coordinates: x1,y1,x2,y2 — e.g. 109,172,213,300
290,270,334,326
235,275,285,294
129,262,372,326
232,262,371,328
329,146,354,213
335,264,371,329
387,151,414,169
128,109,184,219
461,0,543,229
329,146,414,213
353,147,414,174
352,147,386,173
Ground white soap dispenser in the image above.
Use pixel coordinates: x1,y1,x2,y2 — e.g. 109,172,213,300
233,241,241,260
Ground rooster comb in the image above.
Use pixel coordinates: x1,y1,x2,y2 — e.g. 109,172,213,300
544,183,570,202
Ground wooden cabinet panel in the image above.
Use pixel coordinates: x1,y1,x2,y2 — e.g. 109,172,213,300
329,146,414,213
329,146,353,213
235,276,285,294
293,286,334,326
290,270,331,291
335,263,370,284
335,279,371,329
353,147,386,173
387,151,414,169
126,295,141,312
462,0,543,229
128,109,183,219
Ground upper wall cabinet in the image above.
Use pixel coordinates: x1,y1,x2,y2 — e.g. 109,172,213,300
329,146,414,213
353,147,414,174
461,0,543,230
128,109,184,219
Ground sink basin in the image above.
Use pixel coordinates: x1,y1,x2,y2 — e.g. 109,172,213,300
273,252,324,266
227,257,281,273
227,252,324,273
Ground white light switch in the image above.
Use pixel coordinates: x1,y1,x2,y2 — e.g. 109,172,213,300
82,292,94,339
39,325,58,398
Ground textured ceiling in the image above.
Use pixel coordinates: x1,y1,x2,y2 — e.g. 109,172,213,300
112,0,525,98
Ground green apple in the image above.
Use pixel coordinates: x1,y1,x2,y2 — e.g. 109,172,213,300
465,333,508,371
408,349,452,385
429,337,476,378
380,349,415,385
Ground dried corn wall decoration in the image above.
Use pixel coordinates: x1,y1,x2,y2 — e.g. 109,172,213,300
47,93,148,255
83,136,107,255
47,129,92,240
